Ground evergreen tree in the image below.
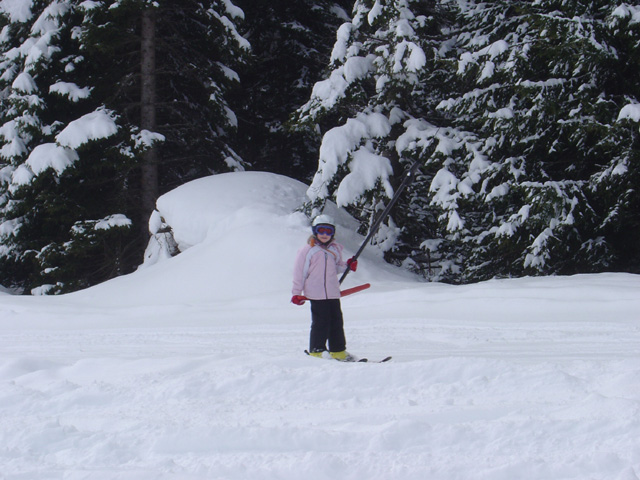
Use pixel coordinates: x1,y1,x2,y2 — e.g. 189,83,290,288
293,0,460,269
80,0,250,203
0,0,248,293
296,0,640,282
0,1,135,293
591,4,640,273
434,0,640,280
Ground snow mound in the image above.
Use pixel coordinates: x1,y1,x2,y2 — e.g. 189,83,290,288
72,171,411,307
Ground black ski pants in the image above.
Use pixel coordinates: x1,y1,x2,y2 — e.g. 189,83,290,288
309,298,346,353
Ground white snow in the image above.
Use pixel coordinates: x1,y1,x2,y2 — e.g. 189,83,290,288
56,109,119,149
367,0,383,25
308,55,373,113
94,214,131,230
430,167,462,210
486,182,510,201
133,129,165,149
481,39,509,58
0,121,27,159
78,1,100,12
618,103,640,122
612,5,640,25
25,142,79,176
211,6,250,52
308,112,392,202
395,18,415,38
479,60,495,81
335,147,393,206
613,162,628,176
222,0,244,20
330,23,353,63
394,41,427,73
1,171,639,480
14,1,70,71
49,81,92,102
488,107,514,119
9,163,35,187
11,71,37,93
0,0,33,23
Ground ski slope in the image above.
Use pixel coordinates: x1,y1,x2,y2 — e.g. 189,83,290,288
1,172,639,480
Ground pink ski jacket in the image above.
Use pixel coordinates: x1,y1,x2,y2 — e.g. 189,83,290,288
292,239,348,300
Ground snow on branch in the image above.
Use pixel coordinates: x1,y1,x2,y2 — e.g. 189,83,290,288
335,147,393,207
49,82,92,102
457,40,509,77
210,4,250,52
394,41,426,73
0,0,34,22
25,143,79,176
611,4,640,25
56,109,118,149
307,112,392,203
0,121,27,159
94,214,132,230
617,103,640,122
133,129,165,150
303,55,374,118
221,0,244,20
11,72,37,93
330,23,353,63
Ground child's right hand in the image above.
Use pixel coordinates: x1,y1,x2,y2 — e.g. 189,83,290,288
291,295,306,306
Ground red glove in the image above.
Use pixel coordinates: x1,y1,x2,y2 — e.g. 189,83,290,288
291,295,306,305
347,257,358,272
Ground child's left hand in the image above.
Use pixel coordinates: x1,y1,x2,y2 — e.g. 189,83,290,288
347,257,358,272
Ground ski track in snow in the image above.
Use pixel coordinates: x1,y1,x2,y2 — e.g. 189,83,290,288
1,280,640,480
0,172,639,480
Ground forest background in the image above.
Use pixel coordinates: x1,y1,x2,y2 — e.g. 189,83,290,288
0,0,638,295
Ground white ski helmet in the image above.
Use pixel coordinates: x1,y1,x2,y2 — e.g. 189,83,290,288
312,214,335,228
311,214,335,237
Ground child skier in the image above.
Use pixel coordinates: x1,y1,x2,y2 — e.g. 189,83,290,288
291,214,358,361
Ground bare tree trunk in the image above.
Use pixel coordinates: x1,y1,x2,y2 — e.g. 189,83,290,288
140,8,158,225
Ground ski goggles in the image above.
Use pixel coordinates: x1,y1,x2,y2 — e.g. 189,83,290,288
314,226,335,236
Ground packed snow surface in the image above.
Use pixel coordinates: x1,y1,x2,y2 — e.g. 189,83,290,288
1,171,639,480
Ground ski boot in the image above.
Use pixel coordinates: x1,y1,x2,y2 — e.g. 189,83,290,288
330,350,358,362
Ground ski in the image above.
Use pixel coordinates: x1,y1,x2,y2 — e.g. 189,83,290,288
304,350,391,363
353,356,392,363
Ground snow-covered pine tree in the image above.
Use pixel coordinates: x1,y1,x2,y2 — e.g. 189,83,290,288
296,0,640,282
294,0,461,270
437,0,640,280
80,0,250,199
591,4,640,273
0,1,138,293
0,0,249,293
233,0,352,181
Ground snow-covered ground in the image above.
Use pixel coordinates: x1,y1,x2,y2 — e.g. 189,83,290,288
1,171,639,480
